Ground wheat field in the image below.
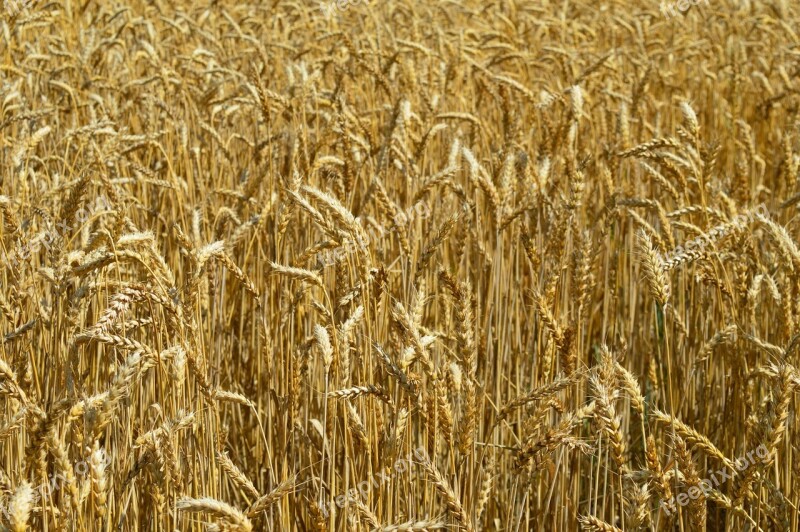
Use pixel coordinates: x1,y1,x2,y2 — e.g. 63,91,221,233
0,0,799,530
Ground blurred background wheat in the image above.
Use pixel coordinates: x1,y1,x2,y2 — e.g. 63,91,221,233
0,0,799,530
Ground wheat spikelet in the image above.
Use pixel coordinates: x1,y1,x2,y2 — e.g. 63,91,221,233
618,137,683,158
89,286,144,332
514,402,595,470
636,230,670,306
651,410,734,469
176,497,253,531
0,405,28,440
764,365,795,464
475,457,494,523
740,332,784,358
8,482,34,532
371,177,411,255
328,384,393,405
93,352,145,435
301,185,362,237
2,318,37,344
693,324,737,364
338,304,363,383
89,444,108,519
314,324,334,369
420,458,472,531
645,436,672,501
392,301,434,375
269,262,324,289
627,483,651,530
435,377,454,445
346,402,369,447
218,452,259,500
756,212,800,272
589,375,627,474
213,390,257,410
614,363,645,416
354,499,381,529
378,520,445,531
674,435,706,530
374,343,418,396
245,476,295,517
415,215,458,280
0,196,20,235
214,252,261,304
46,430,80,511
578,515,623,532
496,373,579,424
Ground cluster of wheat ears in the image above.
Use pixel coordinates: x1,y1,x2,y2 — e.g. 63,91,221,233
0,0,799,530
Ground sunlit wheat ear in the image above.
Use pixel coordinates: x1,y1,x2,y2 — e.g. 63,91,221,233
420,458,473,531
392,301,433,374
300,184,361,236
245,476,295,517
589,375,627,474
756,212,800,272
636,230,670,306
0,195,20,234
90,444,108,519
434,376,454,445
92,352,144,435
217,451,259,500
269,262,324,289
371,176,411,254
495,373,580,425
314,324,334,369
353,498,381,529
176,497,253,531
89,286,145,332
578,514,623,531
374,343,418,396
696,324,738,363
327,384,393,405
416,215,458,281
645,435,672,501
214,251,261,303
0,404,28,440
614,363,645,416
680,100,699,140
651,410,734,469
116,230,154,248
338,304,364,383
9,482,34,532
628,482,652,530
195,240,226,271
285,188,330,233
674,435,706,529
213,390,257,410
346,402,369,447
763,365,795,463
476,457,494,523
378,520,446,531
461,146,499,222
570,85,584,120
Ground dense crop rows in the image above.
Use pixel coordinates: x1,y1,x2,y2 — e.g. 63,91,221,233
0,0,799,530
